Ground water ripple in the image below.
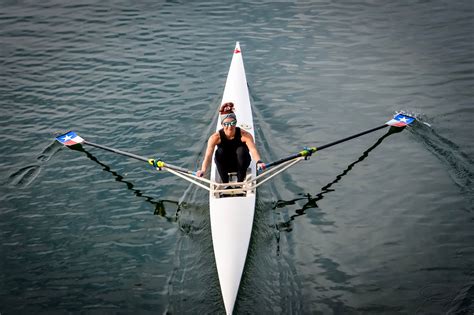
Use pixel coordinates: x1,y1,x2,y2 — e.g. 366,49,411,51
1,0,473,313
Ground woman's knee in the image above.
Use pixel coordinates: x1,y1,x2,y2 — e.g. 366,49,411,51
214,147,226,162
236,146,251,165
236,146,249,156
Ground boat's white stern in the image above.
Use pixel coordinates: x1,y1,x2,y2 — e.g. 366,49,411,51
210,193,256,314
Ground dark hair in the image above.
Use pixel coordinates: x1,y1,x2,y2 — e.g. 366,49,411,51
219,102,234,114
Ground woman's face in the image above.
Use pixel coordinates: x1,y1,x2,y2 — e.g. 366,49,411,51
222,118,237,135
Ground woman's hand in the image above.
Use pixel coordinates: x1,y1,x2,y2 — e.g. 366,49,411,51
256,160,266,172
196,170,205,177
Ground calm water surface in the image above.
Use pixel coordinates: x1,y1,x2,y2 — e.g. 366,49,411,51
1,0,473,314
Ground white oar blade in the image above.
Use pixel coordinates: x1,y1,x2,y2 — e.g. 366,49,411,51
385,113,416,127
55,131,85,146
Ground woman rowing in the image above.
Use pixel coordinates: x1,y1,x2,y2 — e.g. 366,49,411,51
196,102,266,183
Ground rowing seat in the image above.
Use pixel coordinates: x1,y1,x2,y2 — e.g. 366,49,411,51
219,172,246,197
228,172,238,183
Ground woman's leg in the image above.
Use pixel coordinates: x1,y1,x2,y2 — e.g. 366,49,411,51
236,146,251,182
214,147,230,183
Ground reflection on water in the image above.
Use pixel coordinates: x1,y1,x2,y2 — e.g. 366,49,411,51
274,126,403,233
67,143,182,221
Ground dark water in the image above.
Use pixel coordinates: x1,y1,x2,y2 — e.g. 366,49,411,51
1,1,473,314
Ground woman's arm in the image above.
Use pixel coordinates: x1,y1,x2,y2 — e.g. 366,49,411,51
241,130,266,170
196,133,220,177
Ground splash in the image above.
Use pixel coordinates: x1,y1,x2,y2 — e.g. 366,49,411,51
396,109,432,127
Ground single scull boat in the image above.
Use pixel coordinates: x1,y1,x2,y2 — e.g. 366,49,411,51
54,42,417,315
209,42,256,315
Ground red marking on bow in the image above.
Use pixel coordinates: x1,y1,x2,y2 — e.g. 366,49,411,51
234,49,241,54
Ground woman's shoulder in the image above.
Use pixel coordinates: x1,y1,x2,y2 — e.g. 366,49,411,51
209,131,221,144
239,128,253,140
239,128,249,136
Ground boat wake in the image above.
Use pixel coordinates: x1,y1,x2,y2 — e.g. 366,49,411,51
447,282,474,315
409,121,474,212
7,141,62,188
8,164,41,187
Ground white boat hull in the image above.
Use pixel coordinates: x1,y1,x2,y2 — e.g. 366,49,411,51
210,42,256,314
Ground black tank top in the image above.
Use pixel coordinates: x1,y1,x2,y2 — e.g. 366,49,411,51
217,127,245,151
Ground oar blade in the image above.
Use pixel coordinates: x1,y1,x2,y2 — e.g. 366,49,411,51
385,113,416,127
55,131,85,146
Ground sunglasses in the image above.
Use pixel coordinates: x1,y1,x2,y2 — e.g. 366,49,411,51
222,120,237,127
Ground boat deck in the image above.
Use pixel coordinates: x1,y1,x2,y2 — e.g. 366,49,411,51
211,169,256,198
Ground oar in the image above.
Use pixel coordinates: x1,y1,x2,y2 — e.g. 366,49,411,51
55,131,196,175
263,113,416,169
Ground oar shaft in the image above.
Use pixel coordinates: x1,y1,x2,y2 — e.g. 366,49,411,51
317,124,387,151
83,140,195,175
265,153,302,169
163,163,196,175
265,124,388,169
84,140,149,163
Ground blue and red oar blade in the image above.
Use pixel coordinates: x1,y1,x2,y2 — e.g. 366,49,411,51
55,131,85,146
385,113,416,127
